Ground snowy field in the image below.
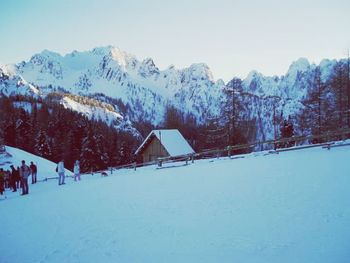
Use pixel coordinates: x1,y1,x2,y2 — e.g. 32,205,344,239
1,145,350,262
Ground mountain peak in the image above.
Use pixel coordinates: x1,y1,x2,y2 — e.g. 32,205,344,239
244,70,263,84
40,49,62,57
287,58,310,76
142,57,155,66
0,64,16,76
138,57,159,77
187,63,213,81
107,46,137,69
29,49,62,65
91,46,114,56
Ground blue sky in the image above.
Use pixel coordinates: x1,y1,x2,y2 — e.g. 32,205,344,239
0,0,349,81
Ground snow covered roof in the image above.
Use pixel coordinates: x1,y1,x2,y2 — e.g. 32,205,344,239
135,129,195,157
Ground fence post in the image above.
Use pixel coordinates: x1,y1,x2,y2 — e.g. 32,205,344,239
227,146,232,158
110,167,113,174
133,162,137,171
191,154,194,164
158,159,162,167
326,131,330,143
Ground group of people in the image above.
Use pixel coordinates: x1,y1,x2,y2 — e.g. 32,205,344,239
0,159,81,199
0,160,37,198
56,160,81,186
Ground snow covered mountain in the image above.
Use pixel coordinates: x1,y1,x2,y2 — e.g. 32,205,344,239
233,58,339,141
0,62,139,136
0,46,344,142
0,65,39,97
14,46,224,125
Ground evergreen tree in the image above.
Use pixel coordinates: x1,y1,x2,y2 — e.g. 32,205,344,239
330,61,348,129
221,78,244,145
347,54,350,128
35,129,52,158
0,98,18,147
62,130,76,170
117,140,130,165
67,117,87,168
201,115,226,150
94,128,109,169
4,119,17,147
163,104,183,129
31,103,39,137
219,78,250,150
37,103,50,130
106,130,119,166
117,131,138,165
0,122,4,151
279,118,294,147
80,126,100,173
300,66,328,137
16,108,33,151
182,112,199,150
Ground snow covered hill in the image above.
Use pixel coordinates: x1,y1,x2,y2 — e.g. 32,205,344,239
1,144,349,262
0,146,73,179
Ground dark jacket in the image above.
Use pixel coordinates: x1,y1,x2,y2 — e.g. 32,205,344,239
0,171,5,192
30,164,37,173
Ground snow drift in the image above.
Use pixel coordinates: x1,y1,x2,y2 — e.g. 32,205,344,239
0,145,349,262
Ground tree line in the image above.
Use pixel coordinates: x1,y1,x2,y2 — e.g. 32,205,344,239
0,96,139,172
162,59,350,150
299,59,350,141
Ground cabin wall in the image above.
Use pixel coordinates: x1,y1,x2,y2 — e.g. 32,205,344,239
142,137,169,163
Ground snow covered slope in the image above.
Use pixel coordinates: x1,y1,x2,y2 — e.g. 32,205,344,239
0,146,73,179
1,144,349,262
58,94,140,137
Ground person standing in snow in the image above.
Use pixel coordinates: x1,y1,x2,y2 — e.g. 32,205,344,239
30,161,37,184
0,168,5,196
73,160,81,181
4,170,10,189
15,166,21,189
10,165,17,192
19,160,31,195
57,160,65,185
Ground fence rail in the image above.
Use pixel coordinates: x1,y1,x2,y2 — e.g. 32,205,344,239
17,127,350,184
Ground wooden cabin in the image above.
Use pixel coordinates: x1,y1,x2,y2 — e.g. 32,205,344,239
135,129,195,163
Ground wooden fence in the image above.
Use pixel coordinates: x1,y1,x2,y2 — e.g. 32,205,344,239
36,127,350,181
